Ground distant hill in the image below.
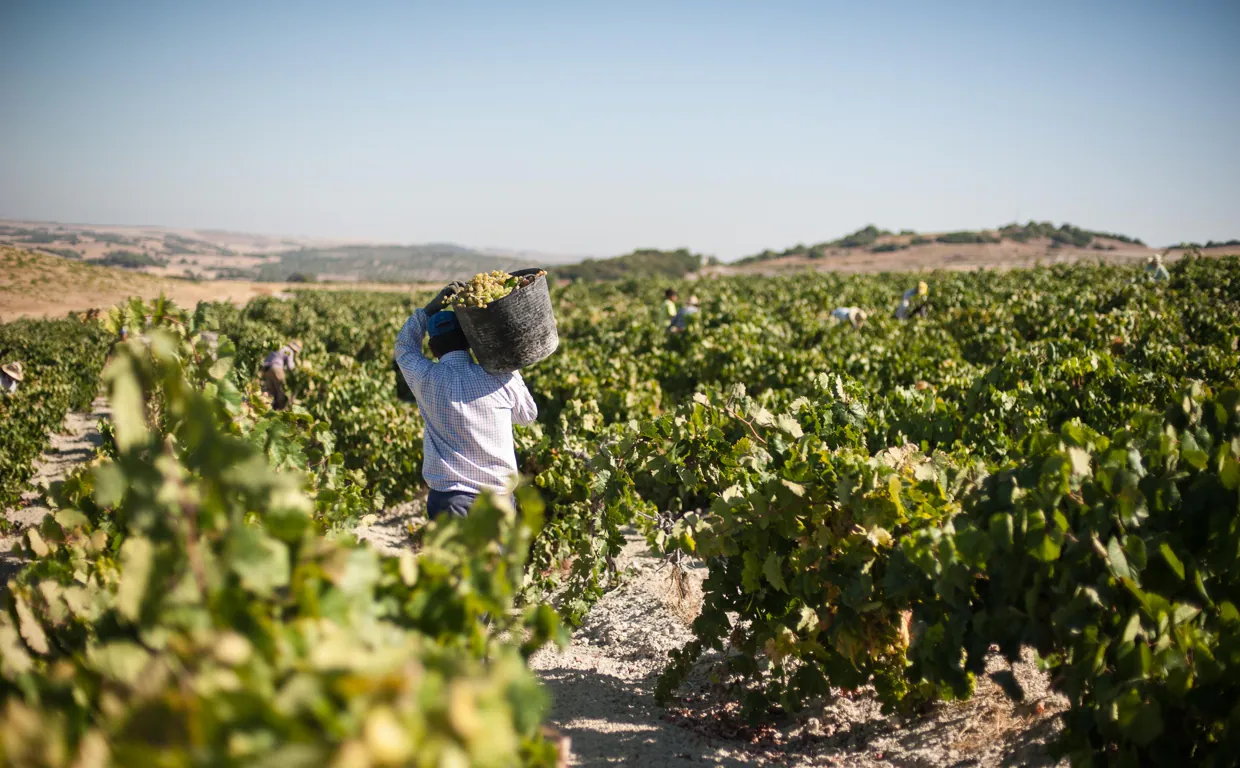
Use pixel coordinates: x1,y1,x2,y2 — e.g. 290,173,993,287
253,244,537,283
736,222,1147,265
550,248,705,282
0,246,288,321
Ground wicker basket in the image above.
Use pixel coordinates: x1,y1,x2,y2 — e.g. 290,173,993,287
455,269,559,374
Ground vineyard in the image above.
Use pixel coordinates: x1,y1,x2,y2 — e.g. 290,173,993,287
1,254,1239,766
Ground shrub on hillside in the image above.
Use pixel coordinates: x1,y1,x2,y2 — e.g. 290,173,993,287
553,249,702,282
98,250,166,269
937,231,999,245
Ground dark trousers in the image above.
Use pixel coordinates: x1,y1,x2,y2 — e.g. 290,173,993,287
426,489,518,521
426,489,478,521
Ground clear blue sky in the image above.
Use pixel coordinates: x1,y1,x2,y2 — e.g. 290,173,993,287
1,0,1236,259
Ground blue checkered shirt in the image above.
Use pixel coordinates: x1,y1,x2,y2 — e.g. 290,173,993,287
394,309,538,494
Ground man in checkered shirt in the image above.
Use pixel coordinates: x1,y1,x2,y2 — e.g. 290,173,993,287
394,283,538,520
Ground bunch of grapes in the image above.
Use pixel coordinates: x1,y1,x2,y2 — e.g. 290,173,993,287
448,270,546,309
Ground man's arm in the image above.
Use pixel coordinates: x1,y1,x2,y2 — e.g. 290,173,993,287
394,309,434,393
507,370,538,426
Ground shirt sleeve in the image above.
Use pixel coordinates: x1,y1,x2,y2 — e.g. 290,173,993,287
507,370,538,426
394,309,434,395
285,349,297,370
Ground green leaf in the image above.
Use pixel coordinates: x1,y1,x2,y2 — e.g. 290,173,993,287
1121,613,1141,644
775,414,803,438
12,593,48,655
990,513,1014,551
1116,692,1164,747
87,641,150,685
116,536,154,623
1219,601,1239,624
105,355,148,451
227,526,290,596
741,551,762,592
1067,447,1092,477
1172,603,1200,626
1181,446,1208,471
1159,543,1185,580
93,462,127,507
207,356,234,380
1219,456,1240,490
53,508,90,529
763,553,787,592
26,528,49,558
1107,536,1132,581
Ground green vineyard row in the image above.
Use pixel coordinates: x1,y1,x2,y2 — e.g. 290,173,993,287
0,315,111,513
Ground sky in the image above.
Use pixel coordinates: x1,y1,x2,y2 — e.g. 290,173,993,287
0,0,1237,260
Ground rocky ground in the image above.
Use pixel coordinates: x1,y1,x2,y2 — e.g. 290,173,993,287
4,405,1071,767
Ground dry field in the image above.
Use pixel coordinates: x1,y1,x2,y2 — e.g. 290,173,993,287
0,247,430,321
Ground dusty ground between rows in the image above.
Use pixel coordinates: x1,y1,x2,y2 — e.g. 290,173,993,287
7,407,1070,767
528,534,1069,767
1,397,110,581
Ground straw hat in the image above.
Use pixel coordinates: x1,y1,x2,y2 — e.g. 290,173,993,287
288,340,303,353
2,361,24,382
917,281,929,297
688,295,700,306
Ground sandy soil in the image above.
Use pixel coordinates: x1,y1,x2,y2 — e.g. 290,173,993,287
0,397,110,582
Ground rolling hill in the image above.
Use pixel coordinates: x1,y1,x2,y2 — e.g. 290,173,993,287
721,222,1237,275
550,248,706,282
252,244,537,283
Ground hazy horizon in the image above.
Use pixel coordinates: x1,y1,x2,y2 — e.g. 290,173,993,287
2,0,1237,260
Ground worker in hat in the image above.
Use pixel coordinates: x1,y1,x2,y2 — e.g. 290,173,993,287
1,361,23,395
393,282,538,521
260,339,302,411
1145,253,1170,282
830,306,869,328
895,281,929,320
663,288,679,329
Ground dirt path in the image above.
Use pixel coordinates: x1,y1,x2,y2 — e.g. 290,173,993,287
1,397,110,581
530,532,1070,767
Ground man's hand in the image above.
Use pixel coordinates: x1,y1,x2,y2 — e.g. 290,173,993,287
424,281,465,315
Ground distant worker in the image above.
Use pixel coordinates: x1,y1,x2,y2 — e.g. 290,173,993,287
831,306,868,328
1145,253,1170,282
261,340,302,411
895,281,929,320
0,361,23,395
394,283,539,520
663,288,679,327
670,295,701,332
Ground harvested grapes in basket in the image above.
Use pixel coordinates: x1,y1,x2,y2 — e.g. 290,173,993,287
449,270,548,309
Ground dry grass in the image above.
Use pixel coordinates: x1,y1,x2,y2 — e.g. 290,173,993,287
0,246,433,321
